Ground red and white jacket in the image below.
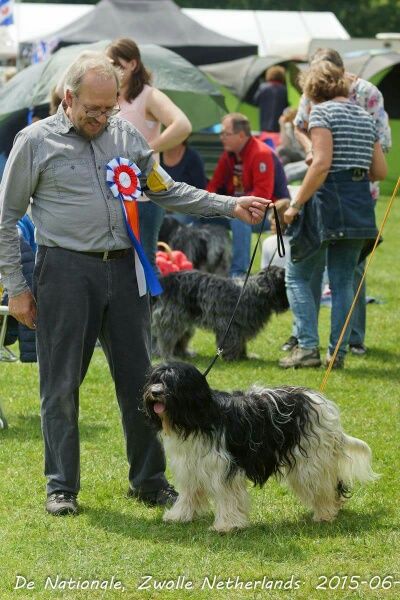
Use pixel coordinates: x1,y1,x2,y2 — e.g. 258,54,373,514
207,136,275,200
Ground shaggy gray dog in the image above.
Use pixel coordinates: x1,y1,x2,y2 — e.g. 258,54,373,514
159,216,232,276
152,266,289,361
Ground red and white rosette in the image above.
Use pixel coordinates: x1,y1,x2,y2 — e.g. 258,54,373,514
106,157,142,201
105,157,162,297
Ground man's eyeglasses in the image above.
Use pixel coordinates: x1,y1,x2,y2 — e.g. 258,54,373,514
220,130,236,137
75,97,120,119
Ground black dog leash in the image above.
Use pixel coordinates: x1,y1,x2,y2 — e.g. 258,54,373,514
203,203,285,378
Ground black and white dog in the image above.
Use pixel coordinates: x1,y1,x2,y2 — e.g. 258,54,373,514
159,216,232,276
152,266,289,360
143,362,378,532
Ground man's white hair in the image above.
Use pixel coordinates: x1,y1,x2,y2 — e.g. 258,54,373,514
63,51,120,95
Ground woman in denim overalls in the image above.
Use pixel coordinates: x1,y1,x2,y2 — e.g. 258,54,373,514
280,61,387,369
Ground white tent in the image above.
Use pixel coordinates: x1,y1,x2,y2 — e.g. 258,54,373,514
308,37,400,57
2,5,350,61
183,9,350,59
15,3,93,43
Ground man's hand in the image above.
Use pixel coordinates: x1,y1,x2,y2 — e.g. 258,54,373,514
8,290,37,330
233,196,272,225
283,206,299,225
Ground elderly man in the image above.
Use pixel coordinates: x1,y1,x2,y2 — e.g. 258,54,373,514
0,55,270,516
207,113,276,278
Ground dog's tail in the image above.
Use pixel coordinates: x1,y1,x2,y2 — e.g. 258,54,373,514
338,434,380,492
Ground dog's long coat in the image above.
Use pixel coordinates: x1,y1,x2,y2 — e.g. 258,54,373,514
143,362,378,532
152,266,289,360
159,217,232,277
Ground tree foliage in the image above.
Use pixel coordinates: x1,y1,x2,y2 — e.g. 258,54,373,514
175,0,400,38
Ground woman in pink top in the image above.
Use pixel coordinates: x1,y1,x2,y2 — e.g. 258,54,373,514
106,38,192,268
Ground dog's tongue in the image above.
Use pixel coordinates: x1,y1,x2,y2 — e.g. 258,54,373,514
153,402,165,415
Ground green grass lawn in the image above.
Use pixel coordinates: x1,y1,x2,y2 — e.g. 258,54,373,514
1,196,399,600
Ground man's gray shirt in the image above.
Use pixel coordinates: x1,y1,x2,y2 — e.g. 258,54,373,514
0,105,236,297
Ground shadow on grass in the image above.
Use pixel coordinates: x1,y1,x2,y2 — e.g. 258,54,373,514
84,505,389,561
190,355,279,371
0,414,42,440
187,352,400,383
150,354,282,377
339,369,399,383
363,347,399,361
2,414,110,441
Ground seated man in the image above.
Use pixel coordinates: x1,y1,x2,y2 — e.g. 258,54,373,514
207,113,275,277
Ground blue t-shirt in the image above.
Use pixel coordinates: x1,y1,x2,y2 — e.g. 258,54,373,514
254,81,288,133
161,146,207,189
272,152,289,199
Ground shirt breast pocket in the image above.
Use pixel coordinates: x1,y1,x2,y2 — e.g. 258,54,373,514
52,160,95,201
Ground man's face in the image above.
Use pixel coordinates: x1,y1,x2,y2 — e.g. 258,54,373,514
219,117,247,154
65,71,118,140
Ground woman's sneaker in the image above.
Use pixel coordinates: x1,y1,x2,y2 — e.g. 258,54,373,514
279,347,321,368
280,335,298,352
350,344,367,356
325,352,345,369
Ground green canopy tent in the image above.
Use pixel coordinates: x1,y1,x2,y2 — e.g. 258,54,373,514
0,41,227,178
0,41,227,131
200,55,297,104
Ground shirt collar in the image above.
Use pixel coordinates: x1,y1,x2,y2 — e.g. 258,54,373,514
238,136,253,159
54,101,75,134
227,136,253,162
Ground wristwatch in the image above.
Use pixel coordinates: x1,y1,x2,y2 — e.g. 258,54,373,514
289,198,302,210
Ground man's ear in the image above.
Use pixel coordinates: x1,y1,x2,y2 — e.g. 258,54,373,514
65,89,73,108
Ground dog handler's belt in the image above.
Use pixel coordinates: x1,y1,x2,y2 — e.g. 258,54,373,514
77,248,131,261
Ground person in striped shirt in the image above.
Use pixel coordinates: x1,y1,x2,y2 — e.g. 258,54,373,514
279,61,387,370
293,48,391,358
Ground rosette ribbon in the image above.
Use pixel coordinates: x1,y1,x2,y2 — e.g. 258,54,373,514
106,157,162,297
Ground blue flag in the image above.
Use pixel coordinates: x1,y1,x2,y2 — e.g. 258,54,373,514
0,0,14,26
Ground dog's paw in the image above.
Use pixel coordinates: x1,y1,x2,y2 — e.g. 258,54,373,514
209,524,234,534
312,512,338,523
247,352,260,360
210,520,248,533
163,507,193,523
222,354,246,362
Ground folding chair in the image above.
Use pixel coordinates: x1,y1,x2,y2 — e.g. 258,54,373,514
0,305,18,362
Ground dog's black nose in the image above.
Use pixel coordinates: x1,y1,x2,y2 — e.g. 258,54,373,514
150,383,164,397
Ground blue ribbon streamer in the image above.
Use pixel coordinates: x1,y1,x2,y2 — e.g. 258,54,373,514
120,199,163,297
